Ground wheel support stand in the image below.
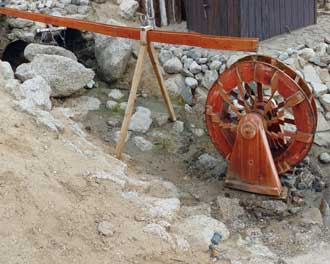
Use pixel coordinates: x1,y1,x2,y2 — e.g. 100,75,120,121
225,113,283,196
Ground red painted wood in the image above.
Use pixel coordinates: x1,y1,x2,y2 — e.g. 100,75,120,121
0,7,258,51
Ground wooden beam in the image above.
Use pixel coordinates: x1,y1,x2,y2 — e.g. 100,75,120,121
0,7,258,51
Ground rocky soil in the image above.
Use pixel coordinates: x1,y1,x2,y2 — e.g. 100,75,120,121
0,1,330,264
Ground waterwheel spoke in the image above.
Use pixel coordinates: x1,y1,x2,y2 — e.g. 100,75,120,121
270,131,313,144
217,81,242,118
206,105,238,130
235,67,251,112
264,72,279,113
257,82,263,102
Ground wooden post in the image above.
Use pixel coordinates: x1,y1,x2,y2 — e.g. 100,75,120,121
147,43,176,121
115,26,176,159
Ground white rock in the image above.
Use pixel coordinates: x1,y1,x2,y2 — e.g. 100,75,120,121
317,114,330,132
119,0,139,19
119,102,128,110
7,17,33,28
19,76,52,111
311,82,328,97
192,128,205,137
143,223,173,243
189,61,202,74
106,100,118,110
299,48,315,61
202,70,218,90
24,43,77,62
97,221,114,237
163,57,183,74
185,77,198,89
173,121,184,133
159,49,174,65
303,65,322,84
69,96,101,117
94,19,132,83
320,94,330,112
112,130,131,143
133,136,153,151
0,61,14,80
147,198,181,221
108,89,124,100
16,54,95,97
209,60,222,71
174,215,229,249
165,74,186,94
129,106,152,133
319,152,330,164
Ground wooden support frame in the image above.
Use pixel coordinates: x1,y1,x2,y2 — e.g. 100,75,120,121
115,26,176,159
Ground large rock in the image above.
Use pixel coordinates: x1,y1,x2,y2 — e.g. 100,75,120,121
163,57,183,74
129,106,152,133
94,19,132,83
16,54,95,97
0,61,14,80
24,43,77,62
202,70,218,90
119,0,139,19
320,94,330,111
19,76,52,111
303,65,322,83
165,74,192,103
174,215,229,249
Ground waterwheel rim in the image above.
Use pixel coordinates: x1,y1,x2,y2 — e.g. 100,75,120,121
205,60,316,174
232,54,318,126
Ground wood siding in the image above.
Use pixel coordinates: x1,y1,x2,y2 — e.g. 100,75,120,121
186,0,317,40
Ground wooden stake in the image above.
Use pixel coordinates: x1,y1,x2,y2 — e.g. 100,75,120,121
115,44,148,159
115,26,177,159
147,43,176,121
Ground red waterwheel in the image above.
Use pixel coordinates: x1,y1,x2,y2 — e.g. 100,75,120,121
205,59,317,176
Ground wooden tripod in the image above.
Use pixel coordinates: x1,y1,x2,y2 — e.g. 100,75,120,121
115,26,176,159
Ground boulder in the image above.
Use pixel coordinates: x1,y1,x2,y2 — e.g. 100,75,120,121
0,61,15,80
119,0,139,19
303,65,322,83
24,43,77,62
133,136,153,151
94,19,132,83
19,76,52,111
108,89,124,100
129,106,152,133
202,70,218,90
16,54,95,97
163,57,183,74
159,49,174,65
311,82,328,97
319,152,330,164
320,94,330,111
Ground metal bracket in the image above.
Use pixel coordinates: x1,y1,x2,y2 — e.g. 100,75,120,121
140,25,152,45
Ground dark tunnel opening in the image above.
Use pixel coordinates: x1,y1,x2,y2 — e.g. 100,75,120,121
2,40,29,70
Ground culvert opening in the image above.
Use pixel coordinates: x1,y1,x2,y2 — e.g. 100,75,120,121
2,40,29,70
34,27,94,65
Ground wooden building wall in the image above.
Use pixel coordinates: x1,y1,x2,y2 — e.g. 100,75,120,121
185,0,317,40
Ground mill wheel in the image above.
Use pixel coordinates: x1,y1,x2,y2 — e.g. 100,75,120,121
205,60,317,175
233,54,318,123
